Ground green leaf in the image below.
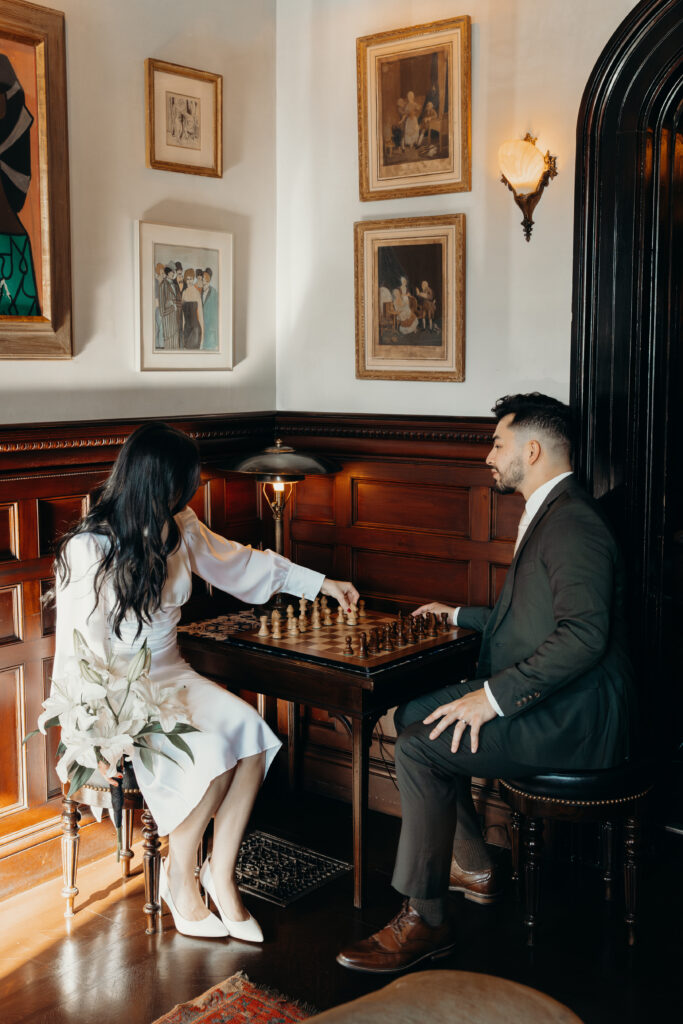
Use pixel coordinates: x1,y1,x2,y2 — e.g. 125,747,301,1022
169,723,199,735
57,741,66,757
42,716,61,732
23,728,40,745
166,733,195,764
137,743,154,773
67,764,95,797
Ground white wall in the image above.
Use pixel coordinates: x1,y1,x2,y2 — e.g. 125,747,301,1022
0,0,277,424
275,0,639,417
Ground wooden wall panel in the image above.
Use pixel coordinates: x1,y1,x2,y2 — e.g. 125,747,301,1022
37,495,89,556
0,585,22,645
352,548,470,606
0,664,24,816
0,503,18,561
353,479,469,535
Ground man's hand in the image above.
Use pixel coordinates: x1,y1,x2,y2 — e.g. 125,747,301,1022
423,688,497,753
320,578,359,612
412,601,455,619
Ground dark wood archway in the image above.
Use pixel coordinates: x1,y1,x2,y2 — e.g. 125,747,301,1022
570,0,683,758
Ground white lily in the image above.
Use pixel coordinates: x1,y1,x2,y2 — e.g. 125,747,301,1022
130,676,189,733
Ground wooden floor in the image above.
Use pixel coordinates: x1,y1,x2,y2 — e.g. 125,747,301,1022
1,787,681,1024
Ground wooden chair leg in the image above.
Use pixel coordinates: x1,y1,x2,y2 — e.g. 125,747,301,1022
120,807,134,877
601,820,617,901
623,812,640,946
142,804,161,934
523,816,544,947
61,796,81,918
510,810,522,897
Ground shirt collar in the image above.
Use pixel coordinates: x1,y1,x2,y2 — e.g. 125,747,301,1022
524,471,573,521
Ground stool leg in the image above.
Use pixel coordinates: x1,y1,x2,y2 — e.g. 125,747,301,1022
601,820,617,901
61,796,81,918
623,812,640,946
120,807,134,877
510,810,522,896
523,816,544,947
142,804,161,934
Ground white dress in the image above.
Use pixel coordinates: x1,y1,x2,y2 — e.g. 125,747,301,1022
53,506,324,835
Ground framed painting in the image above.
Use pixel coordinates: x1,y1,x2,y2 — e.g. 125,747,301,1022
357,16,471,201
145,59,222,177
136,222,233,371
0,0,71,359
355,215,465,381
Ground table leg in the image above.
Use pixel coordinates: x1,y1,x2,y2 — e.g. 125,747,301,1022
351,715,377,909
287,701,300,790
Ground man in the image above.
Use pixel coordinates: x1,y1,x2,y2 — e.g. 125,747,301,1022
337,393,635,974
159,266,179,350
201,267,218,350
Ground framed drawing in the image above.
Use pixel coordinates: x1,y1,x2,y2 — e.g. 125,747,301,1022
357,16,471,201
145,59,222,177
0,0,71,359
355,215,465,382
136,222,233,371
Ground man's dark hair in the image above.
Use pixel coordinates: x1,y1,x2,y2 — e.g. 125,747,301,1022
492,393,573,459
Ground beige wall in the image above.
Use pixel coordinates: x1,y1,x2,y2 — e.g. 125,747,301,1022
1,0,277,424
274,0,639,416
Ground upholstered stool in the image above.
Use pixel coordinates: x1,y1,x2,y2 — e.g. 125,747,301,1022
308,970,583,1023
61,775,161,933
499,761,653,947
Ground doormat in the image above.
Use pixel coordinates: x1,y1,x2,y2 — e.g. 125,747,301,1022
151,970,316,1024
236,830,352,907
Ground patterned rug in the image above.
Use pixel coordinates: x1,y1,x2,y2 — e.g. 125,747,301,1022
236,830,351,907
152,971,316,1024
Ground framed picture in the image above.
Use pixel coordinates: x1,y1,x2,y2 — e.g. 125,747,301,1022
357,16,471,202
145,59,222,177
354,215,465,381
136,222,233,371
0,0,71,359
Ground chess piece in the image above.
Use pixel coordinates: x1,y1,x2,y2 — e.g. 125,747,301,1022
299,615,308,634
323,609,333,626
271,609,282,639
258,615,269,637
312,606,322,629
286,604,294,620
429,613,438,638
288,614,298,635
410,618,418,643
368,629,379,654
320,595,328,610
299,597,308,617
347,605,358,626
359,632,368,658
383,624,394,651
336,604,345,624
440,611,450,633
344,636,354,656
358,598,366,619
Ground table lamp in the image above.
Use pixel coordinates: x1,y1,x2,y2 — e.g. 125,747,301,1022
224,438,339,556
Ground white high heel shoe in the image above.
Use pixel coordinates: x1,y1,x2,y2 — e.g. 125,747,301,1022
199,858,264,943
159,858,228,938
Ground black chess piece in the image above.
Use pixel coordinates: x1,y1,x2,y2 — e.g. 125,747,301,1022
440,611,450,633
429,613,438,638
344,636,354,656
359,632,368,658
368,628,379,653
383,624,394,650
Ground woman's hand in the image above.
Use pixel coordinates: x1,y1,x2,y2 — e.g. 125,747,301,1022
412,601,455,621
320,578,359,612
98,760,122,786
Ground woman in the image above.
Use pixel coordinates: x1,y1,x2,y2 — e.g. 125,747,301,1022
181,269,204,350
52,422,358,940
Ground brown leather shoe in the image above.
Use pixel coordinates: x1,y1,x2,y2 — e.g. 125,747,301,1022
336,900,456,974
448,856,502,904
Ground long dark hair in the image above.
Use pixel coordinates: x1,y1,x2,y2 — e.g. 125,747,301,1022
54,422,201,639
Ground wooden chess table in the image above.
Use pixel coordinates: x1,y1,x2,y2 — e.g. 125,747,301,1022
178,606,479,907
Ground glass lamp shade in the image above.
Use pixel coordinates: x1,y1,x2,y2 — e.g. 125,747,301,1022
223,438,339,483
498,138,546,194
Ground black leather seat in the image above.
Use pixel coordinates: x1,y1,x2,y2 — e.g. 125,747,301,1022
499,760,654,947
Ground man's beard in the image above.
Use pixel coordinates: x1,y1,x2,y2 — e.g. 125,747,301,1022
493,454,525,493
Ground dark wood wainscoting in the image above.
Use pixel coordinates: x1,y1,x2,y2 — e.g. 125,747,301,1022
274,413,520,846
0,413,273,898
0,410,515,896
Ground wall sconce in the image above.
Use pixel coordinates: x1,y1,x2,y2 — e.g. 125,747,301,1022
498,133,558,241
224,438,339,557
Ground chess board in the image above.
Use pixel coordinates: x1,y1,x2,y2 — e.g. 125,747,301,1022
181,607,464,669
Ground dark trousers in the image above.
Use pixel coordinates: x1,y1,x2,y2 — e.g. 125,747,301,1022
392,681,539,900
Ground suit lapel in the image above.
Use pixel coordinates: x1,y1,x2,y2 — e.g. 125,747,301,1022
485,476,576,638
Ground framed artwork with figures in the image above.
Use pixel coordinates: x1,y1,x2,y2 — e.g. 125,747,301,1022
357,16,471,201
0,0,72,359
145,59,222,177
354,215,465,381
136,222,233,371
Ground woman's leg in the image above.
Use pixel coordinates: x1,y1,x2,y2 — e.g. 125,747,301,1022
166,769,231,920
209,751,265,921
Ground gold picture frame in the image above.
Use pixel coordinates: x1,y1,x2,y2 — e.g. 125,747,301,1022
357,16,471,202
145,58,222,178
0,0,72,359
355,215,465,381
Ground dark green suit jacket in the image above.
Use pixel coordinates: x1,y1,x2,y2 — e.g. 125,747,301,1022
458,476,635,770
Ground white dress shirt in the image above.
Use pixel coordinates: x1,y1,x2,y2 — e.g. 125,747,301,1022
453,472,573,717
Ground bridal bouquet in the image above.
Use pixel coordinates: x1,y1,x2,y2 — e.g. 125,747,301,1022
28,629,197,854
